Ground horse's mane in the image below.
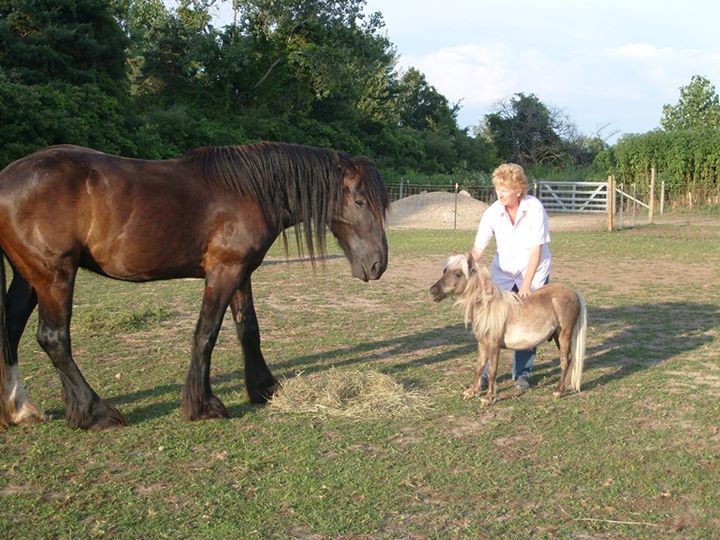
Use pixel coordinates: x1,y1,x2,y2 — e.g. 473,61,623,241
446,255,519,340
185,142,388,262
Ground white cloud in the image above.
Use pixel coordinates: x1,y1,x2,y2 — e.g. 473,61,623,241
401,43,587,109
396,36,720,138
402,44,515,106
605,43,668,60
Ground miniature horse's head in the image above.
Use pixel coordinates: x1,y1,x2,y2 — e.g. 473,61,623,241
429,254,474,301
330,157,389,282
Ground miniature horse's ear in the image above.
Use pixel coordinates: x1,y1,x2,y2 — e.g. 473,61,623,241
478,266,493,295
466,253,476,275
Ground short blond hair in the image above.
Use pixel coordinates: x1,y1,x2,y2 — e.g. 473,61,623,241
492,163,528,198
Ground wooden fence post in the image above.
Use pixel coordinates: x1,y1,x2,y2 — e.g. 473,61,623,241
607,175,614,231
649,167,656,224
453,182,458,231
660,180,665,215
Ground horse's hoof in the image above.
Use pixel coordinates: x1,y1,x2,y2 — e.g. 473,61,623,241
247,378,279,404
182,395,229,421
552,391,563,399
88,408,128,431
67,400,127,431
463,389,476,400
480,396,496,406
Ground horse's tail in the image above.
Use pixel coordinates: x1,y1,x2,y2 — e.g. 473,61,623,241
569,292,587,392
0,251,11,428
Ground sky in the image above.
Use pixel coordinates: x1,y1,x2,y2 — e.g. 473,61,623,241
207,0,720,143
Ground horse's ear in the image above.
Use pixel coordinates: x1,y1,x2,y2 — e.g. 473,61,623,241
342,166,361,191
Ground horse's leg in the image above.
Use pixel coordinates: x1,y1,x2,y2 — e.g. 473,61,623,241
180,268,239,420
481,345,500,406
464,342,487,400
2,271,45,425
554,327,573,398
229,278,278,403
35,270,126,430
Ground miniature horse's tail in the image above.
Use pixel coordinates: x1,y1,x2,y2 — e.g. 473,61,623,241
0,251,12,428
569,293,587,392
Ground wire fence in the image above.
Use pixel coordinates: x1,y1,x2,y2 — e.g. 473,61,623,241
385,182,496,204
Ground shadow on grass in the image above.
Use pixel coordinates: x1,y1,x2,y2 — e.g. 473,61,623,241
530,301,718,391
100,301,717,424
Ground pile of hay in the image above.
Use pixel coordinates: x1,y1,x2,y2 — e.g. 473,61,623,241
268,368,431,419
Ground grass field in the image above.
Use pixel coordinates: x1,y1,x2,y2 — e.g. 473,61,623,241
1,220,719,538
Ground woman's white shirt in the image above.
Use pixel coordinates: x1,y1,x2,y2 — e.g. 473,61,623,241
473,195,551,291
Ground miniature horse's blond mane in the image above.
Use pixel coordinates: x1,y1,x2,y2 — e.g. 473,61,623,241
444,254,520,341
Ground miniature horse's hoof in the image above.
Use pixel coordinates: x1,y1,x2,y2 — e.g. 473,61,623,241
182,395,229,421
480,396,496,406
463,388,477,401
553,391,563,399
16,412,47,427
10,401,47,427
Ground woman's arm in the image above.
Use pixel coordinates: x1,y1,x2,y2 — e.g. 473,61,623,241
518,244,542,297
470,245,484,262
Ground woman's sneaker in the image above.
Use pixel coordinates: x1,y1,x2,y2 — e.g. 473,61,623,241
514,375,530,393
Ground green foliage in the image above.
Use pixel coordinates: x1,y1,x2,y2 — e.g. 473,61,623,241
397,68,458,131
603,129,720,202
0,77,138,165
483,92,566,167
661,75,720,131
0,0,499,176
0,0,129,95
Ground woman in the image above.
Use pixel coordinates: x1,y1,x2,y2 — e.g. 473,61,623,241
470,163,551,392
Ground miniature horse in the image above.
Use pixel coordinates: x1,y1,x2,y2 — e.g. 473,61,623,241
0,142,389,430
430,254,587,404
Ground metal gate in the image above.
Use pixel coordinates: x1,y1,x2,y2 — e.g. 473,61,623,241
535,181,608,213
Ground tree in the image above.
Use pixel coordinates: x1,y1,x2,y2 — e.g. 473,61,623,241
661,75,720,131
396,68,458,131
0,0,129,96
0,0,136,166
220,0,393,118
483,93,566,166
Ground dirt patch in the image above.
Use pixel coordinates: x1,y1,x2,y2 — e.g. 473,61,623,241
442,409,513,439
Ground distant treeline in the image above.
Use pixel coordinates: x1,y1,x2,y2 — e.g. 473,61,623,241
604,130,720,204
0,0,498,180
0,1,718,205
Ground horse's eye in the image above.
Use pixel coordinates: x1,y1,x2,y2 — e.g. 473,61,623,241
455,271,462,278
355,199,365,208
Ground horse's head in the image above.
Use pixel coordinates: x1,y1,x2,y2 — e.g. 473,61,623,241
429,254,474,301
330,158,389,282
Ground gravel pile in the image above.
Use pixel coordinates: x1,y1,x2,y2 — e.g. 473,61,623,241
387,191,489,230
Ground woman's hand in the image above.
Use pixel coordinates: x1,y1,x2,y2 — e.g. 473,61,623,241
517,283,532,298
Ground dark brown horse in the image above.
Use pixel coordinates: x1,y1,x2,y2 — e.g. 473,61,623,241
0,142,389,431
